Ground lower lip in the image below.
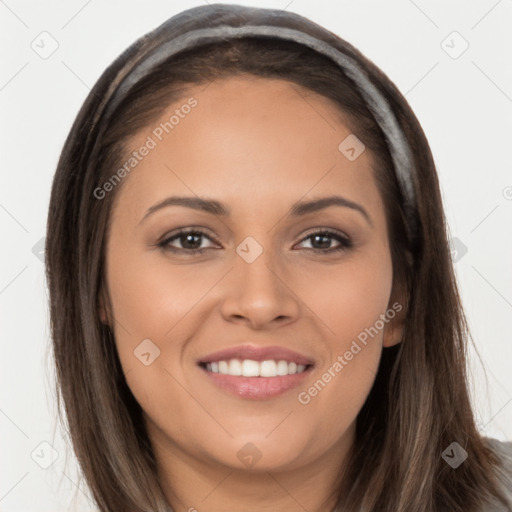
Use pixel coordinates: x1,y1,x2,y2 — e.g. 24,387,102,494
201,367,312,400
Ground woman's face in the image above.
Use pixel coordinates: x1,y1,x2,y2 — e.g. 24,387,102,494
101,76,404,475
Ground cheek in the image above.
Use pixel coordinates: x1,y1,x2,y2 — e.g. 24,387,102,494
106,248,219,340
103,244,188,384
293,248,392,426
301,246,393,347
105,249,213,445
105,246,229,417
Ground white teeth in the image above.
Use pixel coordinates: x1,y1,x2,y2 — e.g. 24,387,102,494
260,360,277,377
228,359,242,376
205,359,308,377
241,359,260,377
276,360,289,376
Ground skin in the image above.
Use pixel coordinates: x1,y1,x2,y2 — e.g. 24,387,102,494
99,75,406,512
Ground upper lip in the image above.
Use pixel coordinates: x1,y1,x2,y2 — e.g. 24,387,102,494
198,344,314,366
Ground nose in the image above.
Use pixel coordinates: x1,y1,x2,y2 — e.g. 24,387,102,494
220,245,301,330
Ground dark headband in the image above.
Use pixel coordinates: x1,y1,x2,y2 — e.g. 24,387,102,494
102,20,420,249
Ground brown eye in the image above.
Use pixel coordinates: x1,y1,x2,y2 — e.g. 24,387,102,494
158,228,219,254
296,229,352,253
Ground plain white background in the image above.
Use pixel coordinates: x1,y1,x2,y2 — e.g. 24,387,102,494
1,0,511,510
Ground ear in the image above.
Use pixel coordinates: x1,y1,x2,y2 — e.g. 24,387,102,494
382,278,408,348
97,285,112,327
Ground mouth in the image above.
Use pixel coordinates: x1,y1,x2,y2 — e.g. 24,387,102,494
197,345,314,400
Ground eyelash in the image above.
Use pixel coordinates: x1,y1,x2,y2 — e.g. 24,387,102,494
157,227,353,255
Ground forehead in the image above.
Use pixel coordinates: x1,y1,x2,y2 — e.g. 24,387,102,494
110,76,385,225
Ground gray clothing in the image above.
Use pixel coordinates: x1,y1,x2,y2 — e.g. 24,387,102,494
482,437,512,511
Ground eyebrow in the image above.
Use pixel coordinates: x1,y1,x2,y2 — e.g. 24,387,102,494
139,194,373,226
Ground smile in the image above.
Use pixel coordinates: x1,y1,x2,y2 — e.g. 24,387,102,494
198,345,315,399
203,359,308,377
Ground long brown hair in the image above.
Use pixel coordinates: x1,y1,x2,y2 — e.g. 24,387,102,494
45,4,512,511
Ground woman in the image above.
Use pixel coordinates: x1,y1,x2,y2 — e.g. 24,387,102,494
45,4,512,511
